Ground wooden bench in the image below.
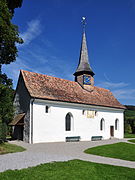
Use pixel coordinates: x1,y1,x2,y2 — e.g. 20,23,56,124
91,136,103,141
66,136,80,142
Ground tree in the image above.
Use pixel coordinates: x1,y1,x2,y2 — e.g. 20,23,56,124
0,0,23,142
124,107,135,134
0,0,23,70
0,73,14,141
6,0,23,16
0,73,14,124
124,123,132,134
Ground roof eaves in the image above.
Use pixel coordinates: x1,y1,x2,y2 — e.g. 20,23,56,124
31,95,126,110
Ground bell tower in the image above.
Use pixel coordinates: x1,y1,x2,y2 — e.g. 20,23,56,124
73,17,95,91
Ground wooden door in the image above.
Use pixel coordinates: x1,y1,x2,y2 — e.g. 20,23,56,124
110,126,114,137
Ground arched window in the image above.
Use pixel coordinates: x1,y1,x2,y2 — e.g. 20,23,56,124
115,119,119,130
100,118,105,131
65,113,73,131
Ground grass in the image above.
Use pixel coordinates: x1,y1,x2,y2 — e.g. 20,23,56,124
0,142,25,155
124,133,135,138
84,142,135,161
128,139,135,143
1,160,135,180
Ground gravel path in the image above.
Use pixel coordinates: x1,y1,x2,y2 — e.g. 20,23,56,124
0,139,135,172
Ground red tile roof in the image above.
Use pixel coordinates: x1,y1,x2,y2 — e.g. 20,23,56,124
21,70,125,109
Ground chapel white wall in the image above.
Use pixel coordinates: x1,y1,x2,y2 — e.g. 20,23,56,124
32,100,124,143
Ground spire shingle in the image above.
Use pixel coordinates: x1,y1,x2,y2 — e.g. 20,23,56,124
74,31,94,76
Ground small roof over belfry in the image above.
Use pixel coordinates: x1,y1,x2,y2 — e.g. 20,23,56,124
74,17,95,76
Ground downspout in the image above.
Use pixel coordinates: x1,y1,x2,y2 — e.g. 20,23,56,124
30,98,35,144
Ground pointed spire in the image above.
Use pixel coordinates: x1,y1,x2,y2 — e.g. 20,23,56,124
74,17,94,77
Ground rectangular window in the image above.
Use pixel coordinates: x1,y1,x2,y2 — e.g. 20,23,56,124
45,106,50,113
82,110,85,115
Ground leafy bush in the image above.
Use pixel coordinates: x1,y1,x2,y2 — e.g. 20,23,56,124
124,123,132,134
0,123,7,143
124,108,135,134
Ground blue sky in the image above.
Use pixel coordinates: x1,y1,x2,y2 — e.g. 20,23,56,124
2,0,135,105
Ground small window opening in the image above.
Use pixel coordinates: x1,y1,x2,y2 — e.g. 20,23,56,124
100,118,105,131
45,106,49,113
82,110,85,115
65,113,73,131
66,113,71,131
95,111,98,116
115,119,119,130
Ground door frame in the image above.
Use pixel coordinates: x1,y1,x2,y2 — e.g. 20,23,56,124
110,126,114,137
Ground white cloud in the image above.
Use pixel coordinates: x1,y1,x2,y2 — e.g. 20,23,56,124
2,58,42,88
19,19,41,46
2,18,73,89
97,81,129,89
112,89,135,100
97,80,135,101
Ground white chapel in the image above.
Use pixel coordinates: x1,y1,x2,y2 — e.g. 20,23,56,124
10,19,125,143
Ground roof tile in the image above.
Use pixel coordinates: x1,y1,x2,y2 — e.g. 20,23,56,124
21,70,125,109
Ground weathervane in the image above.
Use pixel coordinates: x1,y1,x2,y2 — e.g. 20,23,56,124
81,17,86,31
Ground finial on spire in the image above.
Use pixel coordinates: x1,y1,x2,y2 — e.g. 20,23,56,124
81,17,86,31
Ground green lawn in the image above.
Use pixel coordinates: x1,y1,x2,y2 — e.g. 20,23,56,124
128,139,135,143
124,133,135,138
85,142,135,161
0,143,25,155
0,160,135,180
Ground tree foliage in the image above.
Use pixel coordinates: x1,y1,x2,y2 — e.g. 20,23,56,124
124,106,135,134
6,0,23,16
0,0,23,69
0,73,14,124
0,123,7,142
125,105,135,111
124,123,132,134
0,0,23,142
0,73,14,142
